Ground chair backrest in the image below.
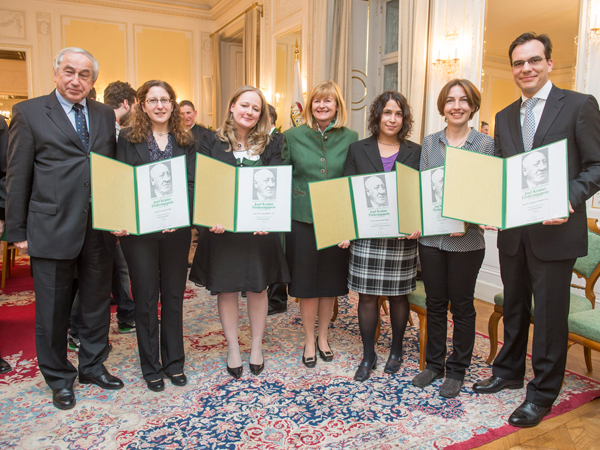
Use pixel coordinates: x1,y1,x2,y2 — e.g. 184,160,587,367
572,218,600,308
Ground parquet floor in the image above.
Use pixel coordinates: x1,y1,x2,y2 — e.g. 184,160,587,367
472,299,600,450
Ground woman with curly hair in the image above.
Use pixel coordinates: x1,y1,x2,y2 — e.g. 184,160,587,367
189,85,290,379
343,91,421,381
114,80,195,392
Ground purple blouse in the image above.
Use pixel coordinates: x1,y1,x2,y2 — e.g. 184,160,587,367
381,151,399,172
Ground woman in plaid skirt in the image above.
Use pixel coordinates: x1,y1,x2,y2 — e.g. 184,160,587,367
343,91,422,381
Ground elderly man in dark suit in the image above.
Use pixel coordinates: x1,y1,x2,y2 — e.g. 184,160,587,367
6,47,123,410
473,33,600,427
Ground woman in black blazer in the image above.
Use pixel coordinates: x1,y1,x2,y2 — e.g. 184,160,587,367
115,80,195,392
343,91,421,381
189,86,289,379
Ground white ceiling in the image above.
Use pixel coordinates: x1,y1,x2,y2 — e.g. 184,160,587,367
484,0,580,67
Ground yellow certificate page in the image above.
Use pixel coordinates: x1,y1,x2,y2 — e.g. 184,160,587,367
396,162,422,234
442,146,504,228
309,178,356,250
90,152,137,233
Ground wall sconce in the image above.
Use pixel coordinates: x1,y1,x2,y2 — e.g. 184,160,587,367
591,15,600,36
432,30,460,75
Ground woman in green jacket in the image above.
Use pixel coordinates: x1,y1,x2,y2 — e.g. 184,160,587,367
282,81,359,368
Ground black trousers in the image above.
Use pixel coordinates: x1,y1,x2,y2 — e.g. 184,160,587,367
492,228,575,407
31,216,115,389
120,228,191,382
419,244,485,381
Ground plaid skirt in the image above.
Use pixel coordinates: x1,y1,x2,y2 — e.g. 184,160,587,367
348,238,418,296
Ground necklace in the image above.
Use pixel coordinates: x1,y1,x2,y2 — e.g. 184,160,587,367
447,130,470,148
153,131,168,137
236,142,243,149
378,141,400,146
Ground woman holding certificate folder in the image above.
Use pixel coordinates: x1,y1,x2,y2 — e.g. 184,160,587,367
344,91,422,381
282,81,358,368
115,80,195,392
411,79,494,398
189,86,290,379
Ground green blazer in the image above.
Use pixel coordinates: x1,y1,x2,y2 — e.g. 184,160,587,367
282,124,359,223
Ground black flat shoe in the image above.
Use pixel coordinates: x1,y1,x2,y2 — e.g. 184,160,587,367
384,354,402,374
354,356,377,382
302,347,317,368
249,361,264,375
147,379,165,392
508,401,551,427
52,387,76,410
0,357,11,374
227,365,243,379
317,340,334,362
169,374,187,386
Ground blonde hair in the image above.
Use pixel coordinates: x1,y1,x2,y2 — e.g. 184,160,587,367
303,81,347,130
217,85,271,154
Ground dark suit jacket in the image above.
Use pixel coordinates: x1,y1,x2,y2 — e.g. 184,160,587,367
270,130,284,155
343,135,422,176
116,128,196,219
494,85,600,261
6,90,117,259
190,123,209,154
0,115,8,221
200,130,282,166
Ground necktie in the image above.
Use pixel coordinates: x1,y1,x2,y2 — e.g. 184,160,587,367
522,97,540,152
72,103,89,152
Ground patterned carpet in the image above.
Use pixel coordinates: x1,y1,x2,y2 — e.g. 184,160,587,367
1,272,600,449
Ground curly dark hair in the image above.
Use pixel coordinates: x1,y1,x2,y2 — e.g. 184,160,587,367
367,91,413,141
104,81,136,109
127,80,192,147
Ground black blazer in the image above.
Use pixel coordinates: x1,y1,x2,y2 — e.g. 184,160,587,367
190,123,209,154
0,115,8,221
6,90,117,258
343,135,422,176
116,128,196,219
494,85,600,261
200,130,282,166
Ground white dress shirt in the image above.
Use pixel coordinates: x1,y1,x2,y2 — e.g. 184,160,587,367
519,80,553,130
55,89,90,134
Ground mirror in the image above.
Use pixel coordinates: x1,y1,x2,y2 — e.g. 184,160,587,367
480,0,580,136
0,50,28,123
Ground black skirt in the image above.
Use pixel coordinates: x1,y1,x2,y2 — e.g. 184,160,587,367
286,220,349,298
189,229,290,293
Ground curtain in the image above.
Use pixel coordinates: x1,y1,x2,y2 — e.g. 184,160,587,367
243,8,259,87
329,0,353,115
211,33,222,129
398,0,430,143
308,0,328,92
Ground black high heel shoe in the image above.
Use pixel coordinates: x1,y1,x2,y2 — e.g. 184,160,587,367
316,340,334,362
227,365,243,379
302,345,317,368
354,355,377,382
384,353,402,374
249,360,264,375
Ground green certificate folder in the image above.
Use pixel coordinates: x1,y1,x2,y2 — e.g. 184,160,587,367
90,152,190,235
396,162,465,236
193,154,292,232
442,139,569,229
309,171,404,250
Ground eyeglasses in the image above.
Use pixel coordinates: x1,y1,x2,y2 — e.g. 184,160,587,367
511,57,546,69
144,98,172,105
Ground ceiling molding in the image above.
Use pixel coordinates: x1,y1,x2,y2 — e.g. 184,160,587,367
56,0,213,20
210,0,246,21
